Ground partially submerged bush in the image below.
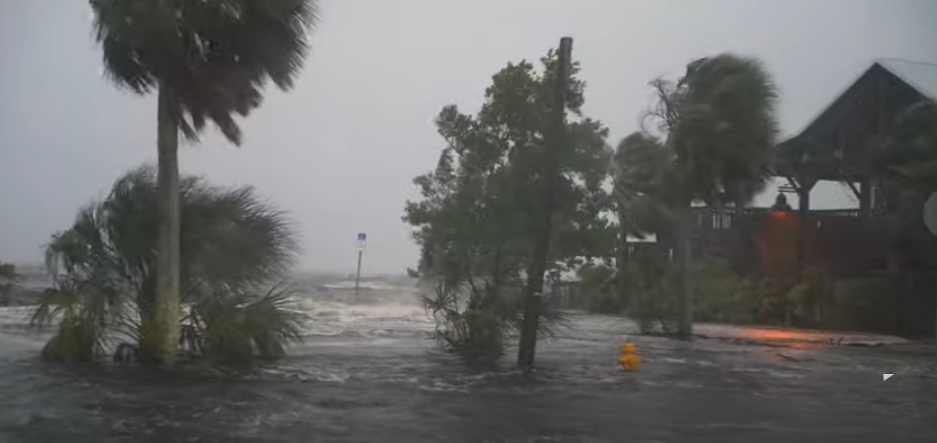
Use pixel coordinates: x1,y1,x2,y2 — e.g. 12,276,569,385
184,285,304,364
422,277,568,362
575,263,621,313
32,166,303,365
35,283,111,363
616,252,681,334
690,259,760,324
623,254,900,332
624,257,802,331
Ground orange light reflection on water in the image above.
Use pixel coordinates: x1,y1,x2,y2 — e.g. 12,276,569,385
736,328,829,349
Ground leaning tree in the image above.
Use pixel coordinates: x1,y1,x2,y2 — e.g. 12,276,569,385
640,55,779,338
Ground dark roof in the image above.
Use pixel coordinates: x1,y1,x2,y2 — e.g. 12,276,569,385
880,59,937,101
774,61,936,183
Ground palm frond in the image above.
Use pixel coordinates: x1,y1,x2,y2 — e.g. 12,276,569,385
675,54,780,205
89,0,319,144
191,283,305,363
32,281,112,363
640,55,780,206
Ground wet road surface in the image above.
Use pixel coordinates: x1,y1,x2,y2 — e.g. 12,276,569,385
1,283,936,443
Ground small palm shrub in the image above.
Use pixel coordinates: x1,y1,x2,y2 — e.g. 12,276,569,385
31,166,304,365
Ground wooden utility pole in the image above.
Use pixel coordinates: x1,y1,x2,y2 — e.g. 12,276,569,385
517,36,572,372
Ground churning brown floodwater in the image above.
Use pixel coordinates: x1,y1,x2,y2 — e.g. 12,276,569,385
1,276,936,443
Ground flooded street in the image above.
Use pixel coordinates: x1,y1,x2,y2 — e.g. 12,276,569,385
1,278,936,443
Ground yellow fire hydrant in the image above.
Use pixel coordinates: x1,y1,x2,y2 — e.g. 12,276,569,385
618,343,641,372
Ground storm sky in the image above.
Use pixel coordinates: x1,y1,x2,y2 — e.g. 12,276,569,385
1,0,936,274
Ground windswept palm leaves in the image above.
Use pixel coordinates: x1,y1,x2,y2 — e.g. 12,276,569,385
90,0,319,144
33,166,303,365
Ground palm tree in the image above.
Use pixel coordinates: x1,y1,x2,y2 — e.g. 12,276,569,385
33,166,303,365
88,0,318,365
641,55,779,338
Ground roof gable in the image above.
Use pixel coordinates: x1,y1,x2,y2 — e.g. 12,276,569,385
774,60,936,182
879,59,937,102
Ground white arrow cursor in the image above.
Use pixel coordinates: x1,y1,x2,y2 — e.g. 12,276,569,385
883,374,894,381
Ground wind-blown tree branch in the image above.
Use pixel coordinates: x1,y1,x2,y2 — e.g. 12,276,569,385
639,55,779,338
33,166,303,365
404,47,611,359
89,0,318,365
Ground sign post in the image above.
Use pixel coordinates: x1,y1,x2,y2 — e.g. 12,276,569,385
355,233,367,296
923,193,937,344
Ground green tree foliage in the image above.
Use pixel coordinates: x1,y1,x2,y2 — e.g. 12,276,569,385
869,100,937,266
32,166,303,365
574,262,619,313
610,132,679,307
89,0,319,365
404,48,611,359
612,132,676,239
623,55,780,337
870,101,937,193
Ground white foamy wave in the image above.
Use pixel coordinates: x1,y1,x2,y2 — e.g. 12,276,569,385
318,280,402,291
258,366,350,383
292,297,426,321
0,306,36,329
289,292,432,338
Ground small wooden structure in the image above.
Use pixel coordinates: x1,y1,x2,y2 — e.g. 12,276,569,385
775,60,937,219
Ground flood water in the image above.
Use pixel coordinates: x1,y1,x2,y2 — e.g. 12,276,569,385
1,275,936,443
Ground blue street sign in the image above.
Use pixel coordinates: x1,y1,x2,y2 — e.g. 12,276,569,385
357,233,367,241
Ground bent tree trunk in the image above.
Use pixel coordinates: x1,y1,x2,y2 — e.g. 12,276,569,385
146,85,181,366
677,206,694,339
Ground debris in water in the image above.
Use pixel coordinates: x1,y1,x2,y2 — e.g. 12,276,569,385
776,352,802,362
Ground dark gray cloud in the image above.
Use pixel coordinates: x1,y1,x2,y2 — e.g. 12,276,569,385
2,0,935,273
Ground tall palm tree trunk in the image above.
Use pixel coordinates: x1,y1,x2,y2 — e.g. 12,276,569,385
677,206,694,339
149,85,181,366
